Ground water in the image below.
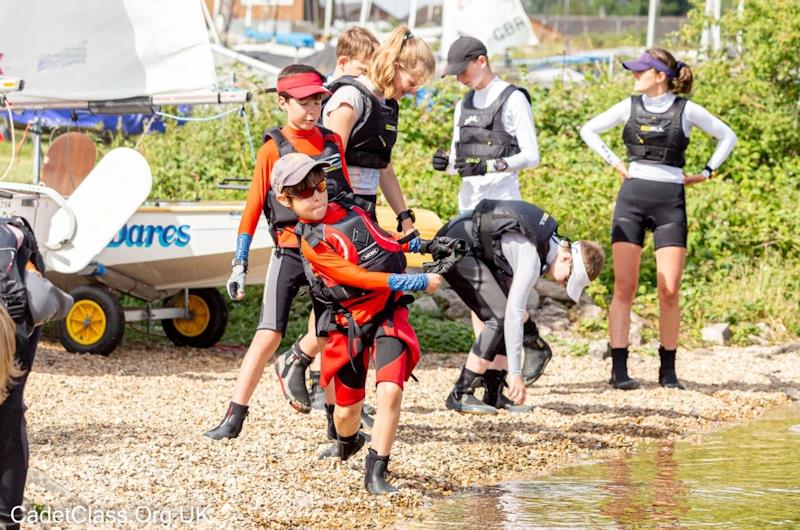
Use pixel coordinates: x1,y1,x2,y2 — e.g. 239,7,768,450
405,406,800,529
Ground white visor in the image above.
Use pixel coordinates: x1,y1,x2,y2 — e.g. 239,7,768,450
566,242,590,303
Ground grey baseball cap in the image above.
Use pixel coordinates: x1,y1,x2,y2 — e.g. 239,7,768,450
443,36,488,77
270,152,329,194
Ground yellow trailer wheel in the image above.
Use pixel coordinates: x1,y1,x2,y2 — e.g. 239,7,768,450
162,288,227,348
57,285,125,355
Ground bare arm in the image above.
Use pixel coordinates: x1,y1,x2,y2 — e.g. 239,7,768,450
379,163,415,233
324,104,358,151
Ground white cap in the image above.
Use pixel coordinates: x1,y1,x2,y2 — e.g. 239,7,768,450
566,242,590,303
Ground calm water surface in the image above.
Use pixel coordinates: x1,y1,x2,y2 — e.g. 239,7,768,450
405,406,800,529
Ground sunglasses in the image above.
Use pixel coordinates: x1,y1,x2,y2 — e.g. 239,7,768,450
287,178,327,199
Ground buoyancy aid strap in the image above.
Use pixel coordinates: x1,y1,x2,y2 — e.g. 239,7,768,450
478,208,495,264
335,293,415,371
263,126,293,156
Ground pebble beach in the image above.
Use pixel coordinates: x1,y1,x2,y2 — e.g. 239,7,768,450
20,339,800,529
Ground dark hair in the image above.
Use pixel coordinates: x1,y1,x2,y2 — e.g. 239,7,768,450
278,64,325,81
281,167,325,197
647,48,693,95
277,64,326,100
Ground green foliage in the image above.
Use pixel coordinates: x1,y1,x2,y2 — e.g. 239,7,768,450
39,0,797,349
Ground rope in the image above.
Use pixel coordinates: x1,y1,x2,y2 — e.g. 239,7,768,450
154,106,241,123
239,106,256,164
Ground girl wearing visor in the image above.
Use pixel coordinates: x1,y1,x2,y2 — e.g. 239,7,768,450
436,200,604,414
580,48,736,390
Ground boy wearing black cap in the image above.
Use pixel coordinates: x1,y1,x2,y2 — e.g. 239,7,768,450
436,200,605,414
432,35,546,383
432,36,540,213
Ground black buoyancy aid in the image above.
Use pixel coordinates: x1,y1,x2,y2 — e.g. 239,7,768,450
622,95,690,168
297,205,406,305
261,126,352,242
455,84,530,161
471,200,558,276
326,76,399,169
0,217,44,337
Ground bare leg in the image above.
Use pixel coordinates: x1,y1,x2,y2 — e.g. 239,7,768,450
470,311,485,337
334,400,362,438
370,382,402,455
609,242,643,348
465,352,492,374
654,246,686,350
488,355,508,371
231,329,282,405
302,310,322,358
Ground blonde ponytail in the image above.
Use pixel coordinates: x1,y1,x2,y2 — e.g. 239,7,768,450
368,25,435,99
0,304,22,404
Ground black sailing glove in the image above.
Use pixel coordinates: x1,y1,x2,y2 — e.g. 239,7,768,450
421,237,468,274
454,156,488,177
419,236,467,259
432,149,450,171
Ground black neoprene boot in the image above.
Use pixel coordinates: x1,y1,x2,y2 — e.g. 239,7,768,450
445,367,497,415
274,341,313,413
609,347,640,390
521,321,553,386
204,401,248,440
309,370,325,411
658,346,685,389
365,448,398,495
319,405,371,459
483,369,534,413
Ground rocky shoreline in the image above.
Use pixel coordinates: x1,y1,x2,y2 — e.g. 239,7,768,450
18,337,800,529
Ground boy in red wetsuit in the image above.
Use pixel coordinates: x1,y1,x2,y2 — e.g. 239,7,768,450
204,64,354,439
272,152,447,495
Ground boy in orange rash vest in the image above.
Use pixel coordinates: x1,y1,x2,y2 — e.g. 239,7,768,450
204,64,352,439
272,152,444,495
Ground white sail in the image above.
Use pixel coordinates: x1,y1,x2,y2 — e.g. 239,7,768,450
0,0,217,104
441,0,539,58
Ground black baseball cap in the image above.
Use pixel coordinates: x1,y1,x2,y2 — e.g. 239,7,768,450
443,36,488,77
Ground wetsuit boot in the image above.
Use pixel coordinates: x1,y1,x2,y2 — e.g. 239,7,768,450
658,346,685,389
309,370,325,411
365,448,398,495
445,367,497,414
609,347,640,390
521,321,553,386
204,401,248,440
483,369,534,413
338,431,367,461
274,341,312,413
319,405,371,459
320,433,366,460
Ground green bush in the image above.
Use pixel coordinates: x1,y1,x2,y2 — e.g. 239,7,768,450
99,0,798,348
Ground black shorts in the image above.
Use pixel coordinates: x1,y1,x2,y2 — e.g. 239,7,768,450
257,247,327,335
612,178,687,249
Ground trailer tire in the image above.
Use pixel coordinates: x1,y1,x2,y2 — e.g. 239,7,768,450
57,284,125,356
162,288,227,348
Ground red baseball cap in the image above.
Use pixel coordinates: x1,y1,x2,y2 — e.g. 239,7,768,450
276,72,331,99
